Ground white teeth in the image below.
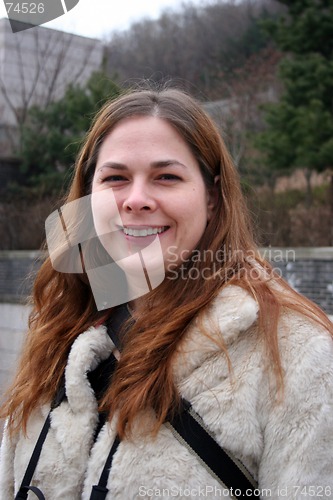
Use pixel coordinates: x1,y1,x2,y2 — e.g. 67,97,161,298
123,226,167,237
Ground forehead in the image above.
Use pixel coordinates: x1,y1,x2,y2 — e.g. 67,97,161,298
96,115,194,164
103,115,182,142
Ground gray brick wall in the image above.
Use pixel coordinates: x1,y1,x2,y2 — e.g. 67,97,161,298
0,251,43,302
276,260,333,314
0,249,333,313
262,247,333,315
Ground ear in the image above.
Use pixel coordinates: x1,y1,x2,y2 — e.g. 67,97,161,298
207,175,220,221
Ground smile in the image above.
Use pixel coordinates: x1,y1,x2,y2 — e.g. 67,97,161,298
122,226,169,237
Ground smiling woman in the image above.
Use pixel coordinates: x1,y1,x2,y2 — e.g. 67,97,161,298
0,85,332,500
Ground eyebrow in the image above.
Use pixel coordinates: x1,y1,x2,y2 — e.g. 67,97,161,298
98,160,188,170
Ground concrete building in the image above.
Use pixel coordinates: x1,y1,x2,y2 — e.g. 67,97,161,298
0,18,104,155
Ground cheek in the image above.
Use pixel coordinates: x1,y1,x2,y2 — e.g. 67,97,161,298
170,209,208,254
172,188,208,225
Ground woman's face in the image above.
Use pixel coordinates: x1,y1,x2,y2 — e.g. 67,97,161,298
91,116,215,274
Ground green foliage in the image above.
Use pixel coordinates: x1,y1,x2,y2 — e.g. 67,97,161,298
257,0,333,173
20,71,121,194
263,0,333,57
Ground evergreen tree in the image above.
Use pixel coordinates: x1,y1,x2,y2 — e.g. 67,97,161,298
257,0,333,209
20,71,121,195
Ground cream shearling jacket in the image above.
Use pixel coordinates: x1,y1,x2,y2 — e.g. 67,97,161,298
0,285,333,499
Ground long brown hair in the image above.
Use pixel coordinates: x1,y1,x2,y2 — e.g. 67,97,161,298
2,86,332,437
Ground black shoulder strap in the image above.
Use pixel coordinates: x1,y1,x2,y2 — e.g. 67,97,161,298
169,400,258,499
90,435,120,500
14,348,118,499
14,390,63,500
101,305,258,500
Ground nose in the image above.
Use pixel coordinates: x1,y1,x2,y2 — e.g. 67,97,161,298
122,180,157,213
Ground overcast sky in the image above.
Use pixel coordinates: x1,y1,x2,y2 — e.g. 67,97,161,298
0,0,205,39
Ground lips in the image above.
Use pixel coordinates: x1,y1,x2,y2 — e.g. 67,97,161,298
122,226,169,237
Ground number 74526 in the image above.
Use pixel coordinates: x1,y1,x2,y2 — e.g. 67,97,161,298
5,3,45,14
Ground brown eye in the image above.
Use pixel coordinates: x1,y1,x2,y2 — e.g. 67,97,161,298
103,175,128,182
158,174,182,181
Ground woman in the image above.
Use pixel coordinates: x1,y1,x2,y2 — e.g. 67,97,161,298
1,87,332,499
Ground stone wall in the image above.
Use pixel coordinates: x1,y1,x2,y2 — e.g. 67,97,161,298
2,248,332,312
261,247,333,315
0,250,43,303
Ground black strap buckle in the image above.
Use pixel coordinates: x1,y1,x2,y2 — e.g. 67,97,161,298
15,485,45,500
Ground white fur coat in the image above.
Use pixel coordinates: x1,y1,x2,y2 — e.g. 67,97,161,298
1,285,333,499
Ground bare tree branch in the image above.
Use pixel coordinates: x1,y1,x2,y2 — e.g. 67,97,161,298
0,19,103,155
